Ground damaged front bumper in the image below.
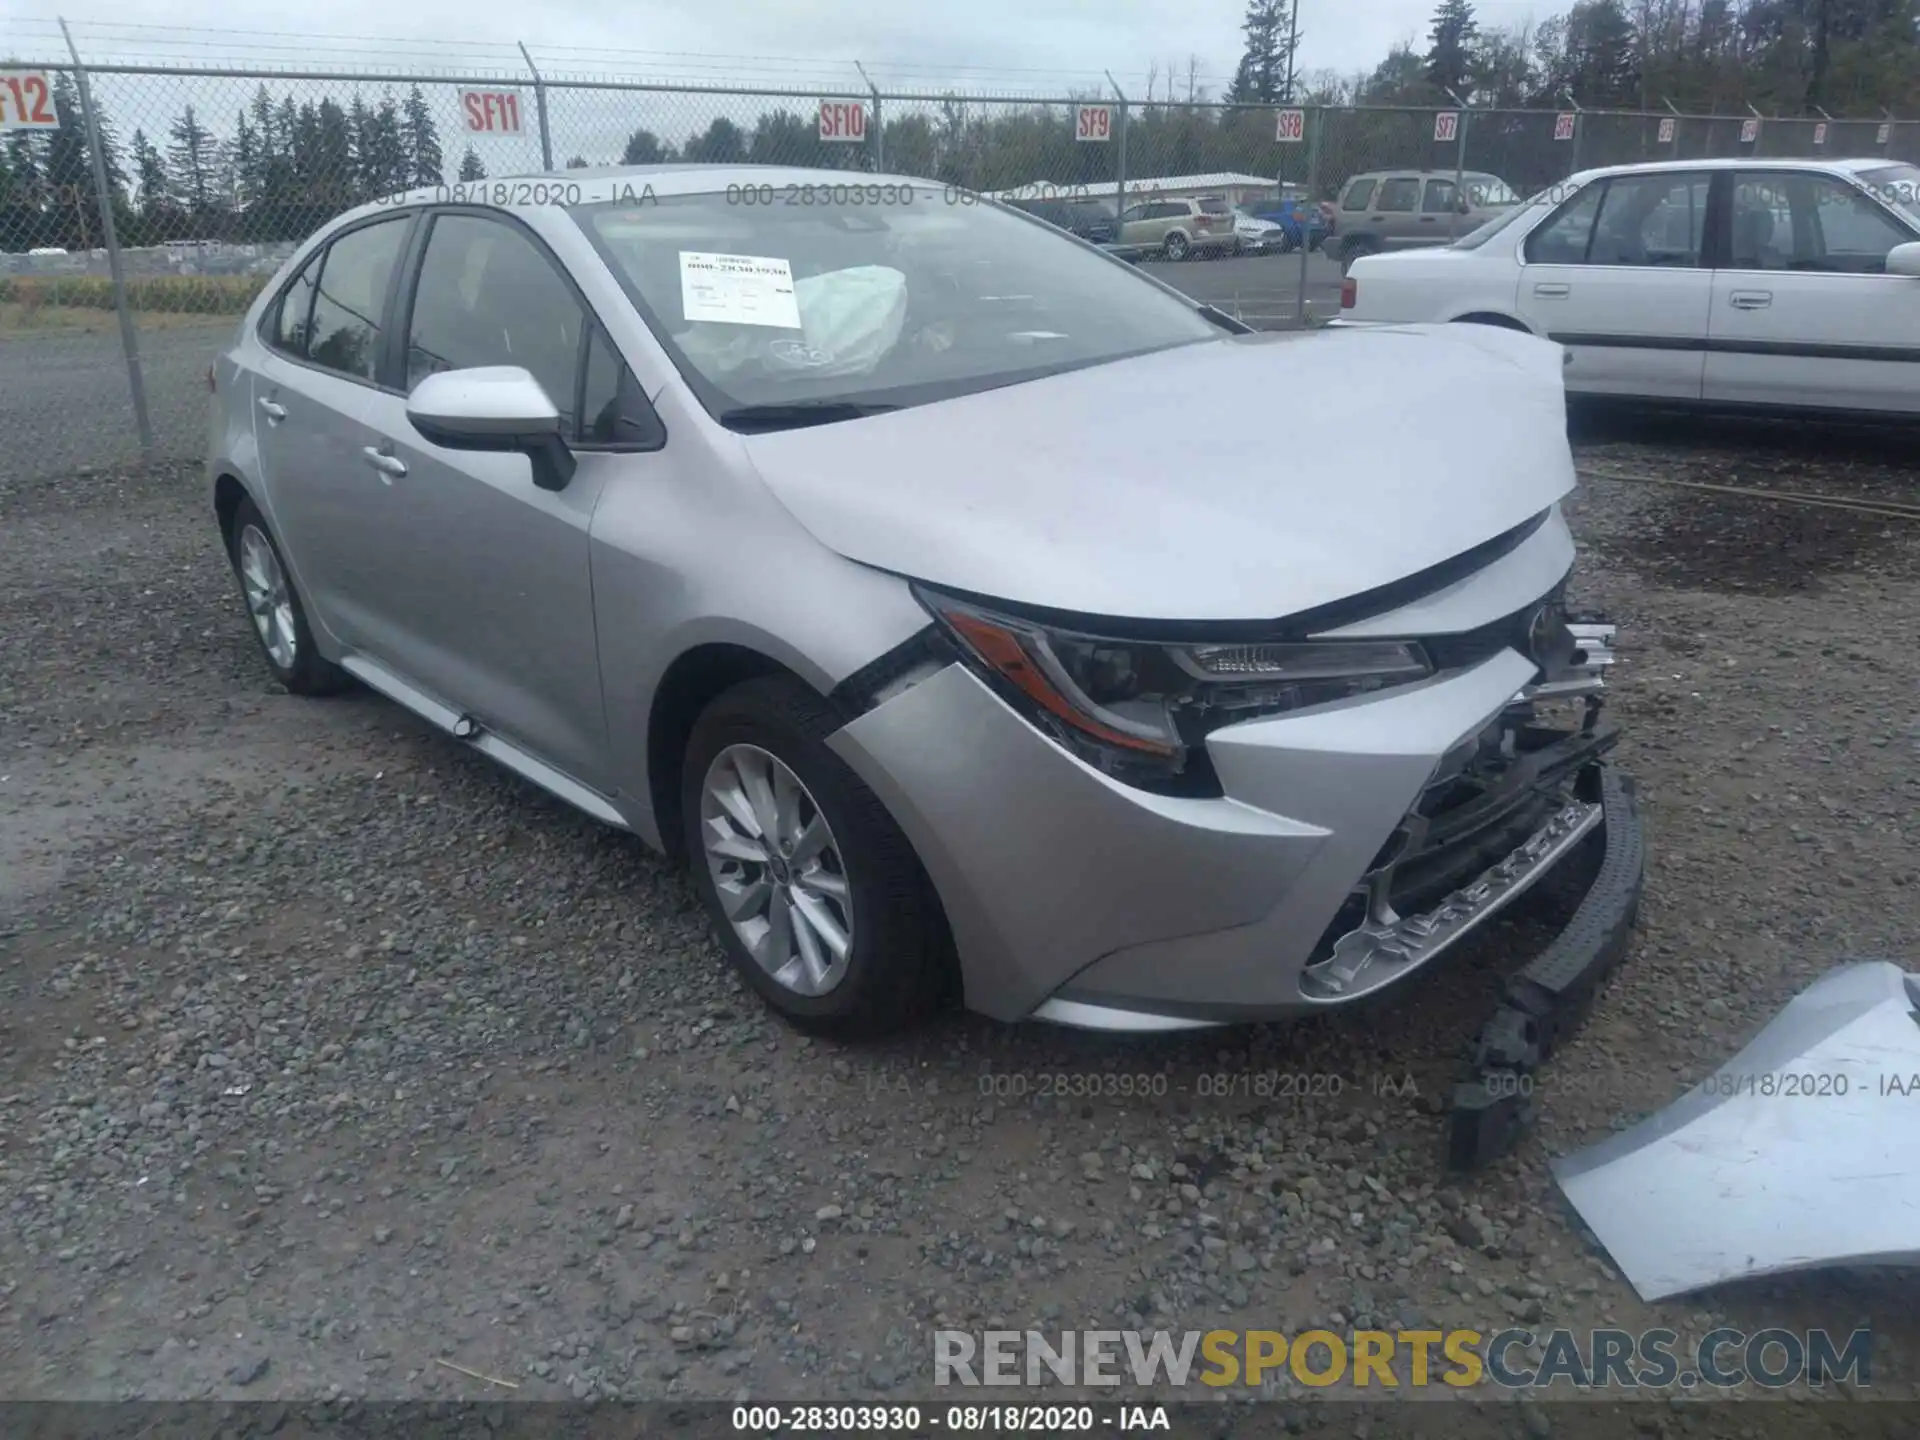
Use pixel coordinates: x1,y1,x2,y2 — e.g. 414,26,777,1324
827,569,1643,1064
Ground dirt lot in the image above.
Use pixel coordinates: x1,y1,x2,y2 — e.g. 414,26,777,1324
3,396,1918,1430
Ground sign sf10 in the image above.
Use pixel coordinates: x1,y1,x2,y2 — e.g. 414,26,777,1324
459,90,525,136
819,99,867,142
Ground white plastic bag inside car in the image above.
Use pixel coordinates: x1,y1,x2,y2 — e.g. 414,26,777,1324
678,264,907,381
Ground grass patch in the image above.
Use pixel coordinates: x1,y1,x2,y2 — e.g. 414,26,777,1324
0,274,265,318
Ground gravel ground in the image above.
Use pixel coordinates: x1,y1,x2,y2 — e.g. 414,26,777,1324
3,395,1918,1430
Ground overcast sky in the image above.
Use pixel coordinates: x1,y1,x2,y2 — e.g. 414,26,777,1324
15,0,1561,96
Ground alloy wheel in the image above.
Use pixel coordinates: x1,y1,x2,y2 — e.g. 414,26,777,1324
699,743,855,997
237,524,297,671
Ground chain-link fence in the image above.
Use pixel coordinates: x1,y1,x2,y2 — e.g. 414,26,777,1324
4,46,1919,480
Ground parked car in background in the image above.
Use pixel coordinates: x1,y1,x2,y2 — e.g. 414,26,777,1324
1244,196,1330,253
1330,170,1520,271
208,162,1634,1040
1231,207,1290,254
1330,157,1920,416
1118,196,1237,260
1004,196,1119,245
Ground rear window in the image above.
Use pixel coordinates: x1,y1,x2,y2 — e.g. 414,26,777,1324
1198,197,1230,215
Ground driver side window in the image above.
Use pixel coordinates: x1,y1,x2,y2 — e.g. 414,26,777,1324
406,213,584,434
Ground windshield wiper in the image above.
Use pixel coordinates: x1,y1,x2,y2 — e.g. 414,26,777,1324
1197,303,1253,335
716,400,902,433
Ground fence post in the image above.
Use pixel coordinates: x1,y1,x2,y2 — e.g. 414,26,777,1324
1665,99,1682,158
1107,73,1128,240
60,19,152,456
856,64,883,172
1444,90,1469,242
518,42,554,170
1295,106,1321,327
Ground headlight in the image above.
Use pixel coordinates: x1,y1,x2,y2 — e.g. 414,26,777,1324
917,588,1433,788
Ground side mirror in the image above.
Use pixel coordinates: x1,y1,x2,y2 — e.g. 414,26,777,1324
1886,241,1920,278
407,366,578,492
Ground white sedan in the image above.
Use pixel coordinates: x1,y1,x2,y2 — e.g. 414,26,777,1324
1329,157,1920,416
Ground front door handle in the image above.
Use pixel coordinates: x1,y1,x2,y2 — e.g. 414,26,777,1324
1729,290,1773,310
1533,283,1571,298
361,447,408,480
257,397,286,422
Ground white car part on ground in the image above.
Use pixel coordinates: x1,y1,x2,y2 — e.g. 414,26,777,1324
1552,959,1920,1302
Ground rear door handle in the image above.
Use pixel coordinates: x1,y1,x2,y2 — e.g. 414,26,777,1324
1729,291,1772,310
257,397,286,422
361,447,408,480
1533,283,1571,298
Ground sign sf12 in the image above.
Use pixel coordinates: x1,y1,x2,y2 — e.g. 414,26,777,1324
1076,104,1112,142
819,99,867,143
0,71,60,130
459,90,525,136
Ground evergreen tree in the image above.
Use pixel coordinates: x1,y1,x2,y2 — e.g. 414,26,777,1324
682,117,744,163
457,144,486,180
621,128,669,164
1427,0,1480,99
402,85,443,187
131,128,168,207
167,104,219,218
1228,0,1296,103
228,113,259,209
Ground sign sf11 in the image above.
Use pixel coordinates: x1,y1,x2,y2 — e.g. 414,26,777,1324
459,90,525,136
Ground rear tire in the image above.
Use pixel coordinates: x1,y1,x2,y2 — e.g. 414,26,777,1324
226,495,346,697
680,675,952,1039
1163,231,1191,261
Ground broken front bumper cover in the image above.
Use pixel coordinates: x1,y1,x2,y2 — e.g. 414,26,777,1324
1552,959,1920,1303
1447,763,1644,1170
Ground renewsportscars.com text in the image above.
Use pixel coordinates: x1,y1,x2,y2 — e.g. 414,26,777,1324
933,1328,1871,1391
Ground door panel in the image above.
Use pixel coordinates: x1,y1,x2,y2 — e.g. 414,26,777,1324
366,394,613,789
249,356,397,651
1704,170,1920,413
379,209,614,789
245,215,415,653
1517,173,1713,399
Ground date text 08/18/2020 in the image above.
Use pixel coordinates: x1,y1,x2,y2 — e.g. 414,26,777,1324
730,1405,1172,1432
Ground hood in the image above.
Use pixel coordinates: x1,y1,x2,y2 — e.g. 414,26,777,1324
740,323,1575,622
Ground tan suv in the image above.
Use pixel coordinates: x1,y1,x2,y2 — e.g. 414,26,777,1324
1117,195,1237,260
1330,170,1519,271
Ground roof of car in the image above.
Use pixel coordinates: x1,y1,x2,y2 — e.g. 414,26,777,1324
1565,155,1900,183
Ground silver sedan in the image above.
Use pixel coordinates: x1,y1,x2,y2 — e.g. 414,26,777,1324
207,163,1640,1037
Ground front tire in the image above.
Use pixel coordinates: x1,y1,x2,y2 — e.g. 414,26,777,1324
226,495,345,696
681,675,952,1039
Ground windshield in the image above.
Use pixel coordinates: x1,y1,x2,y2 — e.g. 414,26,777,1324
1450,182,1574,249
574,187,1217,426
1860,163,1920,224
